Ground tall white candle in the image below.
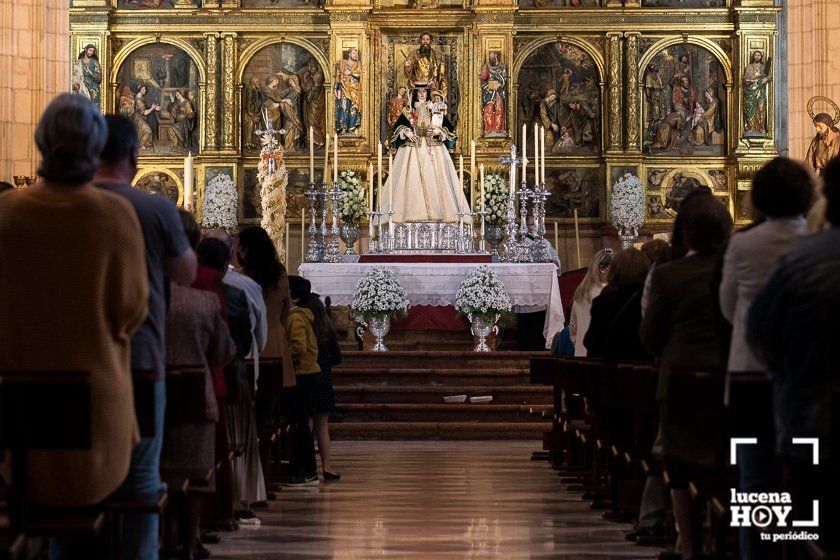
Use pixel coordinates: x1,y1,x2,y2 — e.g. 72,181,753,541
459,155,464,229
534,122,539,188
300,208,305,262
377,142,383,203
368,163,375,239
309,126,314,181
323,134,330,184
470,140,476,207
480,164,486,240
333,133,339,183
540,126,546,184
183,151,194,210
521,124,527,183
510,145,517,197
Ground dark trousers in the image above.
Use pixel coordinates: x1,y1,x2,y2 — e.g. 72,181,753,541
286,383,318,479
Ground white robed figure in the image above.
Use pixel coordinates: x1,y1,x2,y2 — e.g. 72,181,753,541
381,87,469,223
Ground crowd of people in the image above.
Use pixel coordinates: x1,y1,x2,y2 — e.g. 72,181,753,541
562,155,837,558
0,94,341,560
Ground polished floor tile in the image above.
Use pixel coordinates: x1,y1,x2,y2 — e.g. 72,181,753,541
208,441,658,559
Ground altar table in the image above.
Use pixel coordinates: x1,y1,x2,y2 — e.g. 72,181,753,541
298,262,565,350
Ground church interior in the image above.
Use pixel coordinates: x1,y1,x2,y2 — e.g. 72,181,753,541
0,0,839,558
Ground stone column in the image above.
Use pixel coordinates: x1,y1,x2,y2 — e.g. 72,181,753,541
624,32,640,153
606,32,623,153
204,32,219,152
221,32,237,152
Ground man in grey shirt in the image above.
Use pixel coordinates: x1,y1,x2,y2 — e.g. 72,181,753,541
94,114,196,560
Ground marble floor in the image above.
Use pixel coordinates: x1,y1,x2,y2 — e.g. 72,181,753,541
207,441,659,559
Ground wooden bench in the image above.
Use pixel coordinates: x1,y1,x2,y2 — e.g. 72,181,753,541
0,370,107,556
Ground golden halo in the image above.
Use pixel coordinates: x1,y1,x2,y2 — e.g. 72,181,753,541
807,96,840,125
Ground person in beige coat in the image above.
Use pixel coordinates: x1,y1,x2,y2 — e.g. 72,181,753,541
0,95,149,512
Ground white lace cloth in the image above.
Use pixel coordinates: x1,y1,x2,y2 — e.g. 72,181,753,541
298,262,565,349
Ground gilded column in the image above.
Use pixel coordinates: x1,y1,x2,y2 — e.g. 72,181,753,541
204,32,219,151
624,32,640,153
221,32,237,152
606,32,623,153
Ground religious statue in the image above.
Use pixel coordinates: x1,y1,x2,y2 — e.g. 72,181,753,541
381,87,468,223
335,48,362,135
644,64,666,125
72,44,102,107
479,51,507,137
403,32,448,101
298,58,326,147
387,85,409,129
131,84,159,150
243,77,263,151
538,89,559,147
167,89,196,153
805,97,840,176
743,50,770,135
263,71,303,152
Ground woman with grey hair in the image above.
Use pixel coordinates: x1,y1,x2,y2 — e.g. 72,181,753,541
0,94,149,557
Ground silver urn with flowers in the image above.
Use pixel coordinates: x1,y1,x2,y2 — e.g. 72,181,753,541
610,173,645,249
482,173,509,256
351,267,410,352
455,265,512,352
337,170,367,255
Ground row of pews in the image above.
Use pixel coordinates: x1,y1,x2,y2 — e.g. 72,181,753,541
529,356,839,560
0,365,249,559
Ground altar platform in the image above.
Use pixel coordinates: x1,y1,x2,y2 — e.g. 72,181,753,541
298,261,564,349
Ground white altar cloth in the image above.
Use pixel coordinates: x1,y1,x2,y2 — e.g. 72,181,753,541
298,262,564,350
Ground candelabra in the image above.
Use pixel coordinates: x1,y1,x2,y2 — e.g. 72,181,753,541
322,180,342,263
529,181,551,263
367,209,384,253
498,146,525,262
304,183,323,262
474,208,489,254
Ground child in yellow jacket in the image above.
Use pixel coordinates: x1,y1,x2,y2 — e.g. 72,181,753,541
284,275,322,486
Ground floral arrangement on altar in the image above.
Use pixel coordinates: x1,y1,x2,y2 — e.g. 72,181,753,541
258,131,289,261
455,265,512,321
610,173,645,237
201,172,238,232
483,173,508,226
338,170,367,225
350,267,410,321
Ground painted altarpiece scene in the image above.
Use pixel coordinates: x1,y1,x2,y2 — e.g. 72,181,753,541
241,43,327,155
115,44,200,156
517,41,601,156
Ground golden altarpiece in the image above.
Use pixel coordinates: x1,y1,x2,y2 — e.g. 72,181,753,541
69,0,780,265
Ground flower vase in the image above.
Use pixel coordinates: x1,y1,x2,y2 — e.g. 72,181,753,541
340,223,359,255
484,225,505,256
619,226,638,249
468,313,499,352
367,315,391,352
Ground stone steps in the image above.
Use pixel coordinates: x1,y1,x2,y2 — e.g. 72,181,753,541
332,367,531,386
331,421,551,440
337,403,554,422
336,350,546,370
334,384,552,404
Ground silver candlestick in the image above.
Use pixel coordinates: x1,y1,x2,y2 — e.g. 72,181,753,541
304,182,323,262
529,181,551,263
322,180,342,263
499,146,524,262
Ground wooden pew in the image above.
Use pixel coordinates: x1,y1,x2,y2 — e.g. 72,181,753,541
0,370,106,556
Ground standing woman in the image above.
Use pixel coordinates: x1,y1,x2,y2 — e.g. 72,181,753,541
298,287,342,481
568,249,611,357
237,227,295,465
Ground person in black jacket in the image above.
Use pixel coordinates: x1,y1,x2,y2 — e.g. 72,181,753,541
583,247,652,363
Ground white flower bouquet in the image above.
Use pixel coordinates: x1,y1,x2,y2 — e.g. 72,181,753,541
483,173,509,226
350,267,410,321
201,172,238,231
610,173,645,236
338,170,367,225
455,265,512,321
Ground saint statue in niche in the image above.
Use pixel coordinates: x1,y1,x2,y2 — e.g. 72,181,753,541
387,86,409,130
479,51,507,137
72,45,102,107
804,97,840,177
403,32,448,102
166,89,196,153
380,86,468,223
335,48,362,135
743,50,770,135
